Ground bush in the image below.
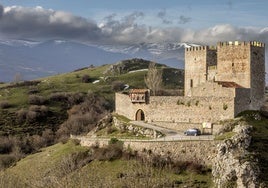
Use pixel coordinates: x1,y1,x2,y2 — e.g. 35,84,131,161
27,87,39,94
28,95,46,105
93,143,123,161
16,105,49,123
81,74,91,83
49,92,85,107
16,108,28,123
56,94,109,140
111,81,125,91
0,101,11,109
0,154,17,169
0,137,14,154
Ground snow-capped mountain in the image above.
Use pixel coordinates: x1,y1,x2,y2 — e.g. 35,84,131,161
98,42,198,66
0,39,197,82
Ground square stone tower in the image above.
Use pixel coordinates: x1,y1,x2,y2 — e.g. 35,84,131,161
216,41,265,109
184,46,217,96
184,41,265,110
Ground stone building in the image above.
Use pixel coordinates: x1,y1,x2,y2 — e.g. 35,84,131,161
115,41,265,127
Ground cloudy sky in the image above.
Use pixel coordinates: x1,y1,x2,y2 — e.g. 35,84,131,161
0,0,267,45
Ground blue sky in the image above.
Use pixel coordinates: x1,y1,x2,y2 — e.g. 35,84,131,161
0,0,267,45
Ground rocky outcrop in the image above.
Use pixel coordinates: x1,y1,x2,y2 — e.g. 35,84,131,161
212,125,261,187
91,114,163,138
113,117,163,138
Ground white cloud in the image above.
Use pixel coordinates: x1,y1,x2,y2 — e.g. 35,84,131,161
0,4,267,46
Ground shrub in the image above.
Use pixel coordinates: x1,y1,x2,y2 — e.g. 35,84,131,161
81,74,91,83
28,95,46,105
111,81,125,91
56,94,109,140
0,101,11,109
93,143,123,161
49,92,85,107
223,103,228,110
0,137,14,154
108,138,120,145
0,154,17,169
49,92,69,102
28,87,39,94
16,108,28,122
29,105,49,116
16,105,49,123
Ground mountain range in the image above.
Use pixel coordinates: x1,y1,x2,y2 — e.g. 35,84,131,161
0,39,267,83
0,39,194,82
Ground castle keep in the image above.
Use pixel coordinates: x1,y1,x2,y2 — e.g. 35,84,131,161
115,41,265,127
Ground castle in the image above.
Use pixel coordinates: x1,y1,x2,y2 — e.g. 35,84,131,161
115,41,265,128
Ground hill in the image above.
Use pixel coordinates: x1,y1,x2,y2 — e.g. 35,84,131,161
0,58,183,171
0,39,190,82
0,59,267,186
0,139,213,187
0,58,183,136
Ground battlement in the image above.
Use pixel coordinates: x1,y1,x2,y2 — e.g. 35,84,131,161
185,46,216,52
217,41,265,47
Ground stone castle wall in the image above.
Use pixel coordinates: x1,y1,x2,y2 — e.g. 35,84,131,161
77,136,220,166
184,46,217,96
250,45,266,110
115,93,235,125
116,41,265,131
216,42,251,88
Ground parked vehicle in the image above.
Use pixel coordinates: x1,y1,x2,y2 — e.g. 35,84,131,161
184,128,201,136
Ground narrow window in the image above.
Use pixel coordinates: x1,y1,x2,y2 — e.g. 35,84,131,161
190,79,193,88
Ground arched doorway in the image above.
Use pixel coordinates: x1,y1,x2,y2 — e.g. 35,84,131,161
135,109,145,121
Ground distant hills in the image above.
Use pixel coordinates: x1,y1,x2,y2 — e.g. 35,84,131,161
1,39,267,83
0,39,194,82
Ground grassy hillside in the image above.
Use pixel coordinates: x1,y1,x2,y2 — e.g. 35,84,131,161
0,140,213,188
241,111,268,185
0,59,184,173
0,59,183,136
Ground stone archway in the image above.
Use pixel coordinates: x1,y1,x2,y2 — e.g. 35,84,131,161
135,109,145,121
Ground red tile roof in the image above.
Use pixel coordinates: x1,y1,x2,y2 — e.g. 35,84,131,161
216,81,243,88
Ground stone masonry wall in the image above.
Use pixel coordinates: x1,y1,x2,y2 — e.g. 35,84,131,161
78,137,220,166
216,42,251,88
235,88,251,116
190,82,236,97
250,45,265,110
115,93,235,125
184,46,217,96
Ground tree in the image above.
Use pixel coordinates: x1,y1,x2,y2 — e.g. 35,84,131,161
144,62,162,96
14,73,22,83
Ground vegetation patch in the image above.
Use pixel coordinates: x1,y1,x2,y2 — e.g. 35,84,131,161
0,139,213,187
215,131,236,140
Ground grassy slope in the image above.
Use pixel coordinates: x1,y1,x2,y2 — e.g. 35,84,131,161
0,61,183,136
243,112,268,185
1,140,212,188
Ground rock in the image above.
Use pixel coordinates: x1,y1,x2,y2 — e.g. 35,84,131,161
212,125,261,187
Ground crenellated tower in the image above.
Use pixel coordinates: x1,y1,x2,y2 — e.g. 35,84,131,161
216,41,265,109
184,41,265,110
184,46,217,96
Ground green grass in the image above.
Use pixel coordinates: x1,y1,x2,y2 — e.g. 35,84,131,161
215,131,236,140
113,113,131,123
0,140,88,186
0,140,213,188
239,111,268,185
0,61,183,136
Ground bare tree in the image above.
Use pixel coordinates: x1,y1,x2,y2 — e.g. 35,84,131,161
14,73,23,83
144,62,162,96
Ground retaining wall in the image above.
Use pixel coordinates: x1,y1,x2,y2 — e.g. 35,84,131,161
77,136,220,166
